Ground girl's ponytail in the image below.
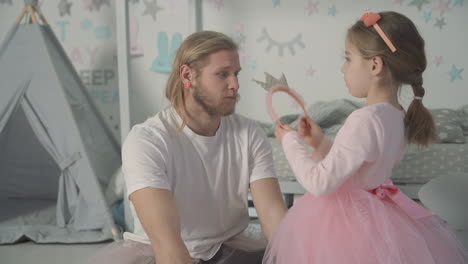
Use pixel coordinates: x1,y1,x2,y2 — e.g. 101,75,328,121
404,75,438,147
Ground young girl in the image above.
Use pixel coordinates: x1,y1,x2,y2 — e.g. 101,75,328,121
264,11,468,264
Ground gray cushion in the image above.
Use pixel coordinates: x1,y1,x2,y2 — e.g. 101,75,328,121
458,105,468,135
431,109,466,143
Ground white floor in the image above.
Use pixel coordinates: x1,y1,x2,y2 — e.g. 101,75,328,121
0,235,466,264
0,241,111,264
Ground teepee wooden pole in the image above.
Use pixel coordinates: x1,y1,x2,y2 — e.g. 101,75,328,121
33,6,49,25
27,6,38,24
15,7,28,24
16,0,48,25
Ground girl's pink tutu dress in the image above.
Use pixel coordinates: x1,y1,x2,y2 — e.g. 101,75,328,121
263,103,468,264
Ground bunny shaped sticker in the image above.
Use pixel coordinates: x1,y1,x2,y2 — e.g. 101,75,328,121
151,32,182,73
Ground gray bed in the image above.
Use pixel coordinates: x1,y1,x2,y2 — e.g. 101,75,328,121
269,137,468,200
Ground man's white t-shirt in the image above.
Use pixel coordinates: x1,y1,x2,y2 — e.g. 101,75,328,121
122,107,276,260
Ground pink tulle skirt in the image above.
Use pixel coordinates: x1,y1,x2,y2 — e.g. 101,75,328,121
263,190,468,264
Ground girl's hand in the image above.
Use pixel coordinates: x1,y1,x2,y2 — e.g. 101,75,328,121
298,116,324,149
275,123,294,144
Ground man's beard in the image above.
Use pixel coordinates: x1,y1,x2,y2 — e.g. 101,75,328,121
192,85,240,117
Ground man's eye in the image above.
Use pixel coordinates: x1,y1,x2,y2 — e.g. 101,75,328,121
219,72,229,78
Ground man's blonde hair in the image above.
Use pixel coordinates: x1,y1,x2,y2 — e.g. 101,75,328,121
165,31,238,130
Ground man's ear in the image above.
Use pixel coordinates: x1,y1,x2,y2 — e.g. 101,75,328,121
180,64,194,86
370,56,385,76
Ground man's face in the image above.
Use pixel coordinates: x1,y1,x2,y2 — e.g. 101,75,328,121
191,49,241,117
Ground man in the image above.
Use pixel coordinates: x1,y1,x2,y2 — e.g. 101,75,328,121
91,31,287,264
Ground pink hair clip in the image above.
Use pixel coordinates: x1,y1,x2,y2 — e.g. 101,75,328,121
360,12,397,53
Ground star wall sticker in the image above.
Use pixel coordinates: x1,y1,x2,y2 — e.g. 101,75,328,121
0,0,12,5
93,0,110,11
434,17,446,29
252,72,289,91
307,66,316,76
305,1,319,15
234,33,246,46
233,24,246,47
238,48,248,65
81,18,93,30
82,0,94,11
234,24,244,33
58,0,73,16
248,60,257,70
433,0,450,16
408,0,430,11
448,65,463,82
143,0,163,21
454,0,464,6
328,5,337,16
433,56,443,66
213,0,223,11
423,11,432,23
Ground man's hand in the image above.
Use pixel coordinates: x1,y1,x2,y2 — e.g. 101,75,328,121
250,178,287,241
130,188,192,264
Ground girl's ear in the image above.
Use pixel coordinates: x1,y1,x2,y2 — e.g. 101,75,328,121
179,64,194,86
370,56,385,76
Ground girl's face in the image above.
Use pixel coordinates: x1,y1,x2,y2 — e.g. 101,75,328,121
341,38,373,98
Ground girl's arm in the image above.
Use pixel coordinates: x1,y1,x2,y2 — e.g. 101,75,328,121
281,112,379,196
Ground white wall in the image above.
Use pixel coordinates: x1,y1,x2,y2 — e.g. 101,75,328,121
201,0,468,122
1,0,467,142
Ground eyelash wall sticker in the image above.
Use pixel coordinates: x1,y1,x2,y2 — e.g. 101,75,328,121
256,28,305,57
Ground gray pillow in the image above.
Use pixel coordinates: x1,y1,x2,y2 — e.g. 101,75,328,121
458,105,468,135
431,109,466,143
279,114,300,125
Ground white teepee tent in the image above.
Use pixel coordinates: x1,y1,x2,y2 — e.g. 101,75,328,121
0,0,121,243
